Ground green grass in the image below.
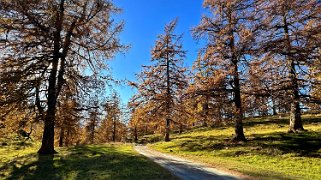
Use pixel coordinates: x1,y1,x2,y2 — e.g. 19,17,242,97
149,114,321,180
0,143,176,180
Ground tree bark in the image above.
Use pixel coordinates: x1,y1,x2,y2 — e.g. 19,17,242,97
271,96,278,116
90,118,95,144
202,98,209,127
179,123,183,134
229,15,246,141
112,119,116,142
38,111,57,154
288,60,304,132
38,0,65,155
164,40,172,142
233,67,246,141
282,11,304,132
59,127,64,147
66,129,71,146
38,53,59,154
164,118,170,142
134,126,138,143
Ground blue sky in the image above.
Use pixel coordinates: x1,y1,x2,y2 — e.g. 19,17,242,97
109,0,205,104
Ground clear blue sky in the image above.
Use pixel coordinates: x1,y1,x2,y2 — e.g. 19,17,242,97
109,0,205,104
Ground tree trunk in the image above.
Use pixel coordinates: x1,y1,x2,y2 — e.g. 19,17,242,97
288,60,304,132
164,118,170,142
66,129,70,146
227,9,246,141
283,12,304,132
202,100,209,127
59,127,64,147
289,100,304,132
232,63,246,141
271,96,277,116
134,126,138,143
38,0,64,155
112,119,116,142
38,57,59,154
90,120,95,144
179,123,183,134
38,107,57,154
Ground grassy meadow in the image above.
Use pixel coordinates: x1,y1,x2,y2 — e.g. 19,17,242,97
0,143,175,180
149,114,321,180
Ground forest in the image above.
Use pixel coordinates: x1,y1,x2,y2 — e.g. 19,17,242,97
0,0,321,179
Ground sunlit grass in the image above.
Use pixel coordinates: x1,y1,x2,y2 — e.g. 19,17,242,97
150,114,321,180
0,143,176,180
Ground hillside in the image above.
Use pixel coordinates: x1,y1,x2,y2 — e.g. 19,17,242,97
148,114,321,180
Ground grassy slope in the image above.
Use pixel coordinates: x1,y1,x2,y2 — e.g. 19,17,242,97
0,143,176,180
149,114,321,180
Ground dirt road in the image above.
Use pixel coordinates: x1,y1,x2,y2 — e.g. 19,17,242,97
135,145,243,180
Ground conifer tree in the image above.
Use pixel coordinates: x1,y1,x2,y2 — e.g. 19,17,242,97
0,0,125,154
193,0,259,141
131,19,188,141
258,0,321,132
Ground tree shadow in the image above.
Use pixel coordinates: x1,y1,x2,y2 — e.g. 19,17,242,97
169,129,321,158
4,154,56,180
243,115,321,128
3,145,176,180
249,131,321,157
243,117,288,128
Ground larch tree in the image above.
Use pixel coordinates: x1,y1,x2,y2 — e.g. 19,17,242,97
0,0,125,154
193,0,259,141
103,92,122,142
245,57,290,116
131,19,188,141
128,99,159,142
86,104,100,144
56,91,81,147
128,106,145,143
309,48,321,111
189,50,232,127
258,0,321,132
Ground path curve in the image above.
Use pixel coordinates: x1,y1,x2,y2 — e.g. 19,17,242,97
134,145,243,180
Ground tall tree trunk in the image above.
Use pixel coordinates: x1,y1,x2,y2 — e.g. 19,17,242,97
282,12,304,132
134,126,138,143
271,95,277,116
112,119,116,142
226,10,246,141
164,118,170,142
38,57,59,154
66,129,70,146
288,60,304,132
179,123,183,134
233,66,246,141
229,23,245,141
38,110,56,154
59,127,64,147
202,97,209,127
90,119,95,144
164,45,172,142
38,0,65,155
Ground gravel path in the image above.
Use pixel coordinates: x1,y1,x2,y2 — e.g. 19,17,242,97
134,145,243,180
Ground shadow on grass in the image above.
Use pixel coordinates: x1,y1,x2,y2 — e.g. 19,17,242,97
170,130,321,158
3,145,176,180
243,115,321,128
243,117,288,128
163,131,321,180
250,131,321,157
